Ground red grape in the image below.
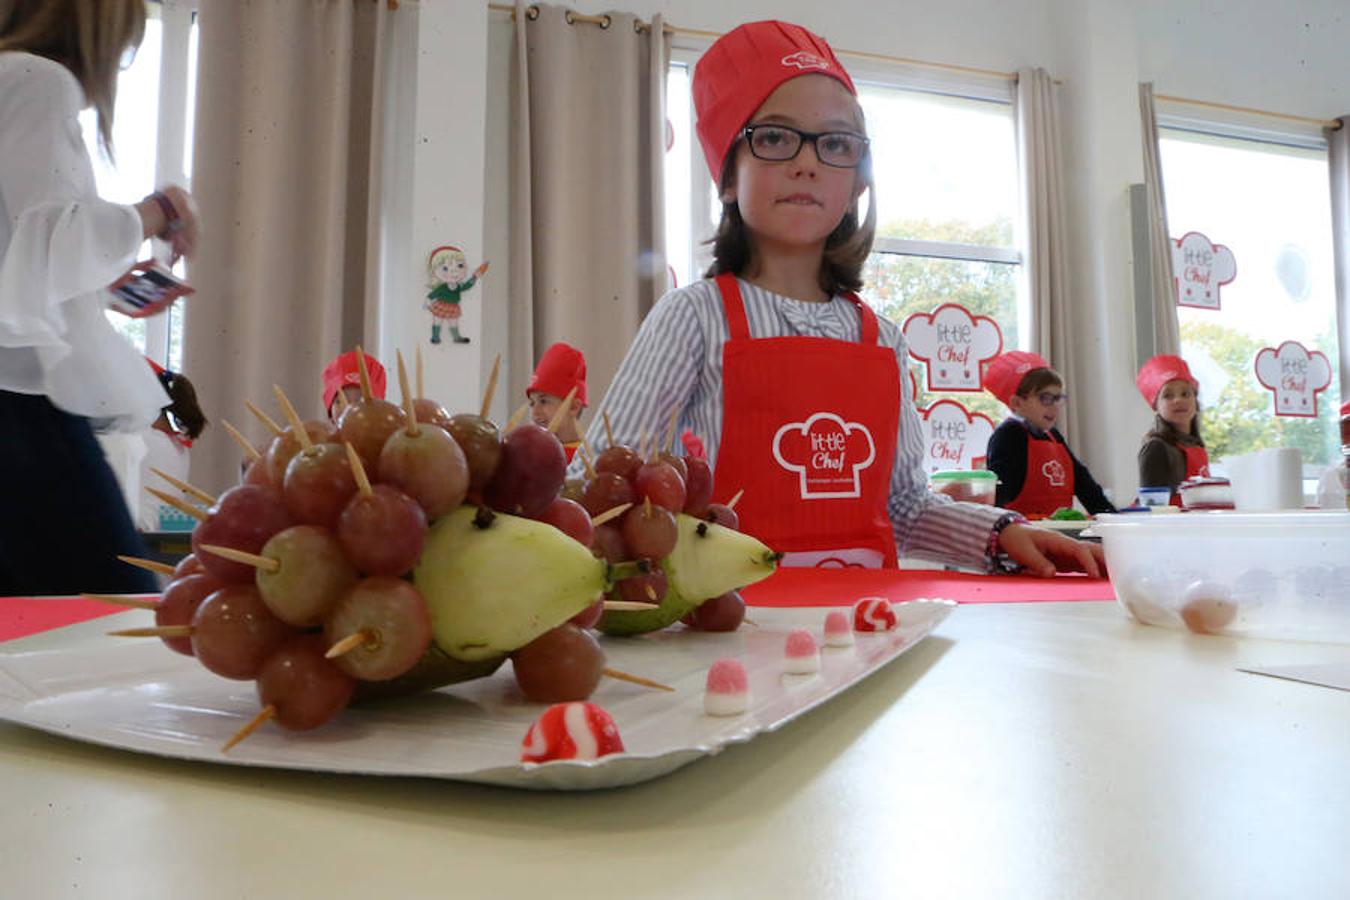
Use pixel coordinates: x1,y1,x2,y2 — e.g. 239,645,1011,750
620,501,678,560
682,457,714,517
192,485,293,583
156,573,221,655
706,503,739,531
590,523,629,563
323,577,432,681
377,422,469,520
634,461,685,512
510,624,604,703
172,554,204,579
191,584,295,680
338,398,405,469
657,452,688,481
615,565,667,605
265,420,337,486
594,445,641,480
255,525,358,626
560,477,587,504
483,423,567,517
256,634,355,731
569,598,604,629
581,472,636,518
536,497,594,546
412,397,453,431
337,484,427,575
282,442,358,527
685,590,745,632
446,413,502,497
242,457,274,487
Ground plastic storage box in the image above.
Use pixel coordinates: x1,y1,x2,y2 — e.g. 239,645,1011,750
929,470,997,504
1094,511,1350,643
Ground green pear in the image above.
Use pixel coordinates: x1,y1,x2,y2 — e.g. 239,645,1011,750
414,506,614,661
598,514,780,636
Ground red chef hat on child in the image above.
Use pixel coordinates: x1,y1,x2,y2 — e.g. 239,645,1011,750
527,342,588,408
322,350,387,412
1136,355,1198,407
983,351,1051,405
692,20,857,182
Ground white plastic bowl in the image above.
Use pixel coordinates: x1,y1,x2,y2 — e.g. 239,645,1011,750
1094,511,1350,642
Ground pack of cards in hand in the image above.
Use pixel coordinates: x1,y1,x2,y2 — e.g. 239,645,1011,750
107,260,194,318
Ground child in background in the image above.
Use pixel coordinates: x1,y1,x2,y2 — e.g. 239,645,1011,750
984,351,1116,518
574,21,1102,578
1136,354,1208,503
322,349,387,422
527,341,587,462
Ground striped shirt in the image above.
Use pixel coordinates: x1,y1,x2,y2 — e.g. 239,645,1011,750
574,277,1009,570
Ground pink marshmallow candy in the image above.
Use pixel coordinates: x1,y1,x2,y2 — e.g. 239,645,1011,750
520,702,624,763
853,596,898,632
823,610,855,647
704,657,750,716
783,628,821,674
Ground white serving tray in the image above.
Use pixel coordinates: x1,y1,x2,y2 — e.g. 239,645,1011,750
0,601,953,790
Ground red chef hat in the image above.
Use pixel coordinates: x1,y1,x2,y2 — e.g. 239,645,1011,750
692,20,857,182
983,351,1051,405
527,342,588,408
1136,355,1198,407
322,350,387,412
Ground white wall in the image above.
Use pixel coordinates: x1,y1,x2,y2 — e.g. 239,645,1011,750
408,0,1350,502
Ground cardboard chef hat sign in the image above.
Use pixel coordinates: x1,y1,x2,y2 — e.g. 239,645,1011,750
1172,232,1237,311
526,342,588,408
1254,340,1332,417
920,399,995,474
902,304,1004,392
1136,355,1199,407
692,20,856,181
322,350,387,412
982,350,1050,405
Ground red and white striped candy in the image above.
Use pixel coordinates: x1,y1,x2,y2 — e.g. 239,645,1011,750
823,610,855,647
853,596,897,632
783,628,820,674
520,701,624,763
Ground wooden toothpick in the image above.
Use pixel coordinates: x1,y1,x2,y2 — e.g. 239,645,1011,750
590,503,632,527
116,555,175,576
221,419,262,461
222,705,276,753
480,354,501,419
244,400,283,437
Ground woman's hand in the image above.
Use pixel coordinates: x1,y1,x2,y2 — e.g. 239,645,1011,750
997,523,1106,578
135,185,201,262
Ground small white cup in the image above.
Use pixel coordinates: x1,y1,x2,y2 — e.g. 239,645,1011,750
1137,486,1172,507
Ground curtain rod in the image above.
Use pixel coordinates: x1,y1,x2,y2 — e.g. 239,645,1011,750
486,4,1020,82
1154,93,1340,131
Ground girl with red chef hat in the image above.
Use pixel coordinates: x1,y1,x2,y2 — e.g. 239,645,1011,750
527,342,587,462
984,351,1116,519
573,21,1103,578
321,350,387,422
1136,354,1208,503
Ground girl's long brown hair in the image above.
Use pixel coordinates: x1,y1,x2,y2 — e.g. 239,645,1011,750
0,0,147,156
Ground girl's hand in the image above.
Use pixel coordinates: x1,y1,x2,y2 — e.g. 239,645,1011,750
997,524,1106,578
135,186,201,263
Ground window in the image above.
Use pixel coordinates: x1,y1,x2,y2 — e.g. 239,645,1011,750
664,51,1025,424
1159,126,1342,472
83,0,199,371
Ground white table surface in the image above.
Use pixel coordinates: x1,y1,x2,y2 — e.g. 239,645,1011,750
2,600,1348,900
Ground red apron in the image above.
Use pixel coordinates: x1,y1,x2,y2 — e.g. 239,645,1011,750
1006,424,1074,519
710,274,899,569
563,442,579,464
1169,442,1210,507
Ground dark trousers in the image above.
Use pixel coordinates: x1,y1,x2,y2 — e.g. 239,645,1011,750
0,390,158,596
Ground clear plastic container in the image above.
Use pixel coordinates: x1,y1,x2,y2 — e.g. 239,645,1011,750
929,469,997,504
1094,511,1350,643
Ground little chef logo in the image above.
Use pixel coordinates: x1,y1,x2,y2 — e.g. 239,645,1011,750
772,412,876,499
781,51,829,71
1042,459,1067,488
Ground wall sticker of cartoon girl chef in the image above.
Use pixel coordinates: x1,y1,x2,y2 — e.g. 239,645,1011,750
425,245,489,345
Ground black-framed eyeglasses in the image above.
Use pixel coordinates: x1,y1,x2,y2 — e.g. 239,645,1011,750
741,124,870,168
1036,391,1069,407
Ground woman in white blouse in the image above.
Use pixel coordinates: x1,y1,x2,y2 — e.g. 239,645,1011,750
0,0,201,595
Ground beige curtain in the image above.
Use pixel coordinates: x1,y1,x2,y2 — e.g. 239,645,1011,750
1139,83,1182,359
184,0,389,493
507,3,670,412
1328,117,1350,394
1015,68,1081,435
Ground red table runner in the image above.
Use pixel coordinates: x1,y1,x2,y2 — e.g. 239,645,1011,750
0,596,133,643
742,568,1116,608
